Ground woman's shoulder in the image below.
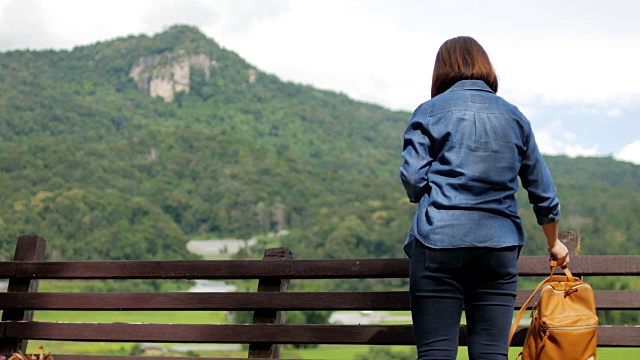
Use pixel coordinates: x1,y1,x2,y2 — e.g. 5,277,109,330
491,94,526,114
414,90,531,125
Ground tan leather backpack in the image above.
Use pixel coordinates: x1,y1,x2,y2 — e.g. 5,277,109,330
509,261,598,359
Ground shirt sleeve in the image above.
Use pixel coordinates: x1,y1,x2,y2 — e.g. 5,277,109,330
400,105,433,203
518,122,561,225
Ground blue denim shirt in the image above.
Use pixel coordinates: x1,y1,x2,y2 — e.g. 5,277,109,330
400,80,560,255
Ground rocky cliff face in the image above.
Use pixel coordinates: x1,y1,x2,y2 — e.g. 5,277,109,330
130,52,217,102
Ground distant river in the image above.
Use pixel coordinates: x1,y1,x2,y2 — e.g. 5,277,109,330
186,238,257,260
185,238,257,292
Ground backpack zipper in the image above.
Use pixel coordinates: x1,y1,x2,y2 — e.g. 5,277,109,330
542,324,598,331
546,283,591,296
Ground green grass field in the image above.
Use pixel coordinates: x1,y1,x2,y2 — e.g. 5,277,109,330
33,309,229,324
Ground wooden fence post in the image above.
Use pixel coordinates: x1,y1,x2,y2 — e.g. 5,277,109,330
558,230,580,255
248,247,293,359
0,235,47,354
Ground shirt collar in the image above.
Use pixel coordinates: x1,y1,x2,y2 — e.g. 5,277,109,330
446,80,495,94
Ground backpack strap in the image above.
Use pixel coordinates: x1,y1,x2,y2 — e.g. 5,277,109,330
549,259,574,279
508,275,548,346
507,260,573,348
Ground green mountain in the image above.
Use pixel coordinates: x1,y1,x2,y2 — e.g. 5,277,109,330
0,25,638,262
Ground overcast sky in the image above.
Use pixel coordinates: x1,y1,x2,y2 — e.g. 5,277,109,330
1,0,639,164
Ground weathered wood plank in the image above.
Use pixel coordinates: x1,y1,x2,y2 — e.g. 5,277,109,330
1,322,638,347
0,290,637,311
517,256,640,276
0,292,408,311
0,322,417,344
0,259,409,279
0,256,638,279
0,262,16,277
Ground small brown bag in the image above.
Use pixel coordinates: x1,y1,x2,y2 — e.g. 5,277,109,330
508,260,598,359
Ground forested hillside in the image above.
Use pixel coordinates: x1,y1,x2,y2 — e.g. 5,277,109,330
0,25,638,263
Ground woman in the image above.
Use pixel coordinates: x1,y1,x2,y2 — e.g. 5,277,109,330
400,36,570,360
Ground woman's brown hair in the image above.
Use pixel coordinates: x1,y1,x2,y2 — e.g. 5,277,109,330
431,36,498,98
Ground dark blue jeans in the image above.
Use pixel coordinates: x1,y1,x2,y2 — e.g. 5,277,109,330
409,239,520,360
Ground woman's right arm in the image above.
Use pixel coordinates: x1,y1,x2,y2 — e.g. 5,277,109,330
518,120,567,265
542,221,570,267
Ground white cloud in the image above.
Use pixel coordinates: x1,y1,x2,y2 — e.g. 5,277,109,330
607,108,622,117
0,0,54,49
562,144,600,158
566,106,601,116
535,130,600,158
495,39,640,106
615,140,640,165
533,119,600,157
558,105,623,118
